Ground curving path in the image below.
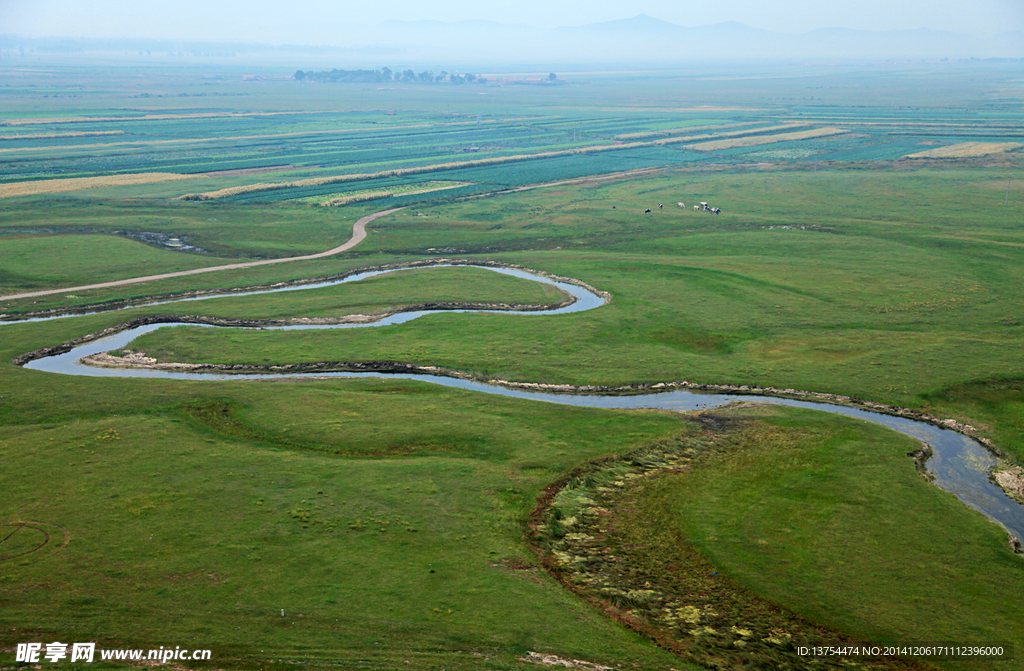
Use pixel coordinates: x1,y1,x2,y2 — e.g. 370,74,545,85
0,207,404,302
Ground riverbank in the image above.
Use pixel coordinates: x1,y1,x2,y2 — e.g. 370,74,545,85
0,258,605,322
529,404,1021,670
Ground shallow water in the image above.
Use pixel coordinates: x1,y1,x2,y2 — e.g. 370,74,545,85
14,263,1024,543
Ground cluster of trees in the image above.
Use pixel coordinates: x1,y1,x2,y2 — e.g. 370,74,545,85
294,68,486,84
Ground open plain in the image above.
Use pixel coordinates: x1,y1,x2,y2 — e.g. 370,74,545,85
1,62,1023,670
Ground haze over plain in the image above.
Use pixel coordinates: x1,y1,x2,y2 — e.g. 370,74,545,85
3,0,1023,64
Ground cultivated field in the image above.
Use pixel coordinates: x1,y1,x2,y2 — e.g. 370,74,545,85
1,61,1023,671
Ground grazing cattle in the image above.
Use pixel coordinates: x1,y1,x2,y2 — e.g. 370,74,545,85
678,202,685,208
645,208,651,214
693,205,699,211
658,203,663,209
711,207,720,214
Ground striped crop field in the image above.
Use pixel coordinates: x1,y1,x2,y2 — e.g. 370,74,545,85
176,144,661,201
174,125,820,202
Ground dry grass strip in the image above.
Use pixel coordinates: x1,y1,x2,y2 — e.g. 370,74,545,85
0,131,124,140
613,121,766,141
786,119,1024,130
1,111,324,126
319,191,397,207
903,142,1022,159
648,123,813,147
2,111,544,127
686,126,848,151
619,123,809,143
0,173,198,199
0,141,162,154
319,181,471,207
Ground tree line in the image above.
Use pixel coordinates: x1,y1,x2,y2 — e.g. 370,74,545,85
294,68,486,84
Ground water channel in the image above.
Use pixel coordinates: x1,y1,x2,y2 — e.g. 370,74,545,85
10,263,1024,543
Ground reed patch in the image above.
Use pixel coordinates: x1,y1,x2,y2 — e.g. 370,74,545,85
685,126,848,151
0,172,198,198
904,142,1022,159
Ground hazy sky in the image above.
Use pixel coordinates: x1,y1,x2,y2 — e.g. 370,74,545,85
4,0,1023,43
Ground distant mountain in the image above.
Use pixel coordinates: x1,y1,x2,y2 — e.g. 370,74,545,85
557,14,685,34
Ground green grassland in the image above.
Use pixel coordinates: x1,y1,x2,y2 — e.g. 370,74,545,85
2,62,1024,670
534,405,1022,670
0,234,227,294
122,168,1024,448
647,408,1021,662
0,381,695,670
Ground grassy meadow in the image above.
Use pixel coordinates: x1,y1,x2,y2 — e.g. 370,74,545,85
1,62,1023,670
120,168,1024,444
533,405,1022,670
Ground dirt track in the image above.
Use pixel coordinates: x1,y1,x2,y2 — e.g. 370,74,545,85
0,207,404,302
1,166,670,304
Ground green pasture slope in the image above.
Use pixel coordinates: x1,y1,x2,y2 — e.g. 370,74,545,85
1,62,1023,670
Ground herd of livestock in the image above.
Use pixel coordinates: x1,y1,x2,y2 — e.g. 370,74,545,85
642,202,721,214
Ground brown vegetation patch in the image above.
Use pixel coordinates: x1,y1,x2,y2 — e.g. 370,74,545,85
318,181,471,206
0,131,124,140
492,557,537,572
671,106,771,111
0,140,176,154
0,111,326,125
782,119,1024,130
993,465,1024,504
687,127,848,151
519,651,614,670
0,173,198,198
613,121,762,141
904,142,1022,159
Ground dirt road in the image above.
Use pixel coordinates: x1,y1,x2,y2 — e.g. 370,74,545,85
0,207,404,302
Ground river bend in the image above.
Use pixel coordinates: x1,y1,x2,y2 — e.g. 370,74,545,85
10,262,1024,543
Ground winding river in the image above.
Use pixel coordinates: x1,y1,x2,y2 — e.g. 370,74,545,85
9,262,1024,543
